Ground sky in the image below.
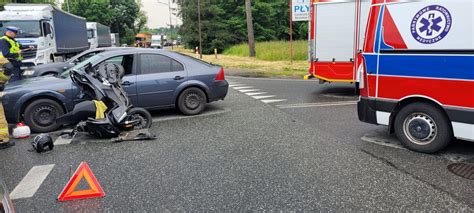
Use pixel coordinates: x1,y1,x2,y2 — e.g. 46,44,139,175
139,0,182,29
58,0,181,29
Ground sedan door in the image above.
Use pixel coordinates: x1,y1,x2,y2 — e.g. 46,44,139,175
114,54,138,104
136,53,186,108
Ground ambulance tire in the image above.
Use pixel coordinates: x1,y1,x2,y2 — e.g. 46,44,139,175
394,102,452,154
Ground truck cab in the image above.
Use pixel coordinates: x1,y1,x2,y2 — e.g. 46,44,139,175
0,4,88,66
151,34,162,49
0,4,55,66
358,0,474,153
87,22,111,49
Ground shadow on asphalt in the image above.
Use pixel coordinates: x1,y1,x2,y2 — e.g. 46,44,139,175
149,103,229,122
317,85,358,97
362,130,474,163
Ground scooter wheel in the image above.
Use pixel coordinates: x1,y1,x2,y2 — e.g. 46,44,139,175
127,108,152,129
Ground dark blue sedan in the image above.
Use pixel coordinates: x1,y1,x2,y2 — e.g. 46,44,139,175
2,49,228,133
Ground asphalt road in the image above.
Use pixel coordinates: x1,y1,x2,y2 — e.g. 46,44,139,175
0,76,472,211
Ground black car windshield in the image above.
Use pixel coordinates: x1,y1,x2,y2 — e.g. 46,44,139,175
60,54,105,79
0,20,41,38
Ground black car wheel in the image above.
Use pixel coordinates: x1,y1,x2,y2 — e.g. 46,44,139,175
177,87,207,115
394,102,452,153
24,99,64,133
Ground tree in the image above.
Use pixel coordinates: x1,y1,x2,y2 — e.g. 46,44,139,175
64,0,142,45
245,0,256,57
176,0,308,54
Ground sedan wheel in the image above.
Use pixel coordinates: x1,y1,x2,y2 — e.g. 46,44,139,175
177,87,207,115
24,99,64,133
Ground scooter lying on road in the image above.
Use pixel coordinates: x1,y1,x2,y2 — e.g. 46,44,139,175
57,62,155,141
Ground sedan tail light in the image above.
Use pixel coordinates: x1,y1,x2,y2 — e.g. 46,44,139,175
215,67,225,81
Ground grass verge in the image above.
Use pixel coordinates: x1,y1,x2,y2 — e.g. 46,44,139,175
173,46,308,78
223,40,308,61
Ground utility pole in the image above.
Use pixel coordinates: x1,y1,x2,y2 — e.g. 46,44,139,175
66,0,70,12
245,0,256,57
197,0,202,59
168,0,173,49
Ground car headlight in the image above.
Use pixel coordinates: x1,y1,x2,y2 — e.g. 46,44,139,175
22,70,35,76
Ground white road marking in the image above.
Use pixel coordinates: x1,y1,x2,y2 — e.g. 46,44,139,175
252,95,276,100
261,99,287,104
233,86,253,90
322,94,357,99
361,135,473,163
239,89,260,93
229,84,246,88
227,76,309,82
245,92,267,96
276,101,357,109
54,135,73,145
152,108,231,122
10,164,55,200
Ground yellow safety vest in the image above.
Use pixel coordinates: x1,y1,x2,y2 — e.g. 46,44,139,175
1,36,23,61
0,52,8,65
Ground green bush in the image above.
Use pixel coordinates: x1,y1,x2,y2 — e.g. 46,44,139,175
223,40,308,61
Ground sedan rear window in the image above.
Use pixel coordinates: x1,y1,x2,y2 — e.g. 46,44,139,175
140,54,184,74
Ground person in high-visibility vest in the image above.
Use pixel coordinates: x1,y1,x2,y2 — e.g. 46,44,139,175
0,26,33,82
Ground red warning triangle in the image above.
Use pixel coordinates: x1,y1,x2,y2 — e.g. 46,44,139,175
57,161,105,201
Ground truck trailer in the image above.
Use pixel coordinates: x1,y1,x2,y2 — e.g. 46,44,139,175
0,4,89,66
87,22,112,49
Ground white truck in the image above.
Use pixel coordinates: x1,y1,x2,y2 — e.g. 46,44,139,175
150,34,163,49
87,22,112,49
0,4,89,66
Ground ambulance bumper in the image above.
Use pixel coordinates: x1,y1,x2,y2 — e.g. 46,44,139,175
357,97,378,125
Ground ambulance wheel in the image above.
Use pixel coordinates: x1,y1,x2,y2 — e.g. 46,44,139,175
394,102,452,153
24,99,64,133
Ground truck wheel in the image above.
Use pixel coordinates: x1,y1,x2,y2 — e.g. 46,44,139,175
177,87,206,115
24,99,64,133
394,102,452,153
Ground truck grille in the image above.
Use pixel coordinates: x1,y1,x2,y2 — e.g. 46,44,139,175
22,49,37,60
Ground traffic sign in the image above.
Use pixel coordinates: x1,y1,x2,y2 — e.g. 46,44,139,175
292,0,310,22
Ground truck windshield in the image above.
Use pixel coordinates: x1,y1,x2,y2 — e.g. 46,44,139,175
87,29,94,39
0,20,41,38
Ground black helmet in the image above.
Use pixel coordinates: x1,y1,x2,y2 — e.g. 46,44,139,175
32,134,54,153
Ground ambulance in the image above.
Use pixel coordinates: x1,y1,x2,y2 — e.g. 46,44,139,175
305,0,371,85
357,0,474,153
